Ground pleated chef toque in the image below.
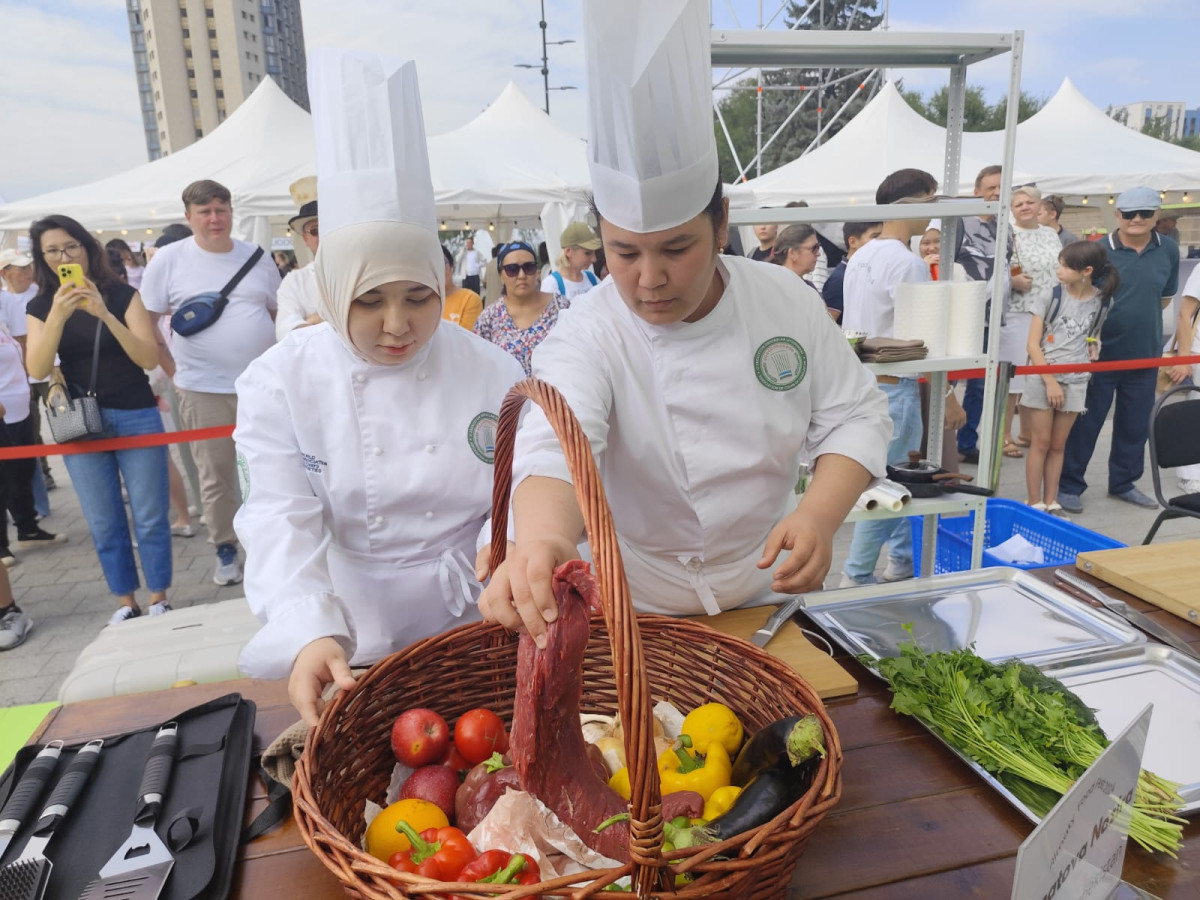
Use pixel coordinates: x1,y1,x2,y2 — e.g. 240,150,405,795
307,47,444,359
583,0,718,233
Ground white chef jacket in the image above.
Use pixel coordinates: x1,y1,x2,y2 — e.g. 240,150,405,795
234,321,525,678
513,255,891,616
274,263,323,340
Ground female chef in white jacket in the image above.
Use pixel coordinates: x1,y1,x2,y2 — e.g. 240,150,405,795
479,0,892,646
233,48,525,724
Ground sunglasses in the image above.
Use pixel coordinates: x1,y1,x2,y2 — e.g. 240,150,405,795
501,262,539,277
1118,209,1156,221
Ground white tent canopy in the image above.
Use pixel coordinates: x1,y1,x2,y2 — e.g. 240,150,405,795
964,77,1200,200
0,79,590,249
744,81,1006,207
0,77,313,248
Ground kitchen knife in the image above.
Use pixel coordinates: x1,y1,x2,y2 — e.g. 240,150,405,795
0,739,102,900
1054,568,1200,662
0,742,62,863
79,723,179,900
751,596,807,648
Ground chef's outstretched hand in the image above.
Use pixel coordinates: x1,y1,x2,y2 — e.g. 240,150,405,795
478,536,579,649
758,510,832,594
290,637,357,727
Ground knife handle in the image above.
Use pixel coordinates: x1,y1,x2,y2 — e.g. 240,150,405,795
135,723,178,825
34,740,102,834
0,742,62,835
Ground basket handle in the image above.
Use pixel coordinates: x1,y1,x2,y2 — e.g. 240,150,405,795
489,378,666,893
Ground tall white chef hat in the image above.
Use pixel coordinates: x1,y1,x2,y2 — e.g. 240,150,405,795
583,0,718,234
308,47,444,359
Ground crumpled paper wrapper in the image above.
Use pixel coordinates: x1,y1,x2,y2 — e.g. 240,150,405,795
467,788,622,879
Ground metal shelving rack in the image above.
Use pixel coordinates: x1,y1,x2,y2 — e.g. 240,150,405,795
716,28,1025,573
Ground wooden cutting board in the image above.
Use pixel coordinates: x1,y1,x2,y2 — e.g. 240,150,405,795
688,605,858,699
1076,540,1200,624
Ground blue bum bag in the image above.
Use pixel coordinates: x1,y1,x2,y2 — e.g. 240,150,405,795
170,246,264,337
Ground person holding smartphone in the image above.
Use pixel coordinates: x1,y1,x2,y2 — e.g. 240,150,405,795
25,215,171,624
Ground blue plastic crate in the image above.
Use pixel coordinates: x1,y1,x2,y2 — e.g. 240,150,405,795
910,498,1125,574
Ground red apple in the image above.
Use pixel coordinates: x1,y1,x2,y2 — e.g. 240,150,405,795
391,708,450,767
400,765,462,821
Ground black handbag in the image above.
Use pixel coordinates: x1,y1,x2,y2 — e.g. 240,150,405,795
171,247,264,337
44,319,104,443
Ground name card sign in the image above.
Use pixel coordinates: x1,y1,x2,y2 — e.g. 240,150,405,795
1012,703,1152,900
272,236,294,251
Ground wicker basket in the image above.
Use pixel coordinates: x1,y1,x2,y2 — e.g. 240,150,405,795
293,379,844,899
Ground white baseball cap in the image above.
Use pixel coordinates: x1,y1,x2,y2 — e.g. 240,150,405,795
0,248,33,269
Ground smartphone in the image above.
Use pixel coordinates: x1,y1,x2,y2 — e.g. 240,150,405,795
57,263,86,288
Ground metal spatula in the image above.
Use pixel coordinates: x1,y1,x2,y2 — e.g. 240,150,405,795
79,724,178,900
0,740,102,900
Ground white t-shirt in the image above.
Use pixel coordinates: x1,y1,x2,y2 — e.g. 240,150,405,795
140,237,280,393
842,236,930,339
1184,264,1200,355
0,287,31,339
0,332,29,423
540,270,598,300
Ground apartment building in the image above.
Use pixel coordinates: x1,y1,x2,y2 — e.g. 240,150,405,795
1107,100,1188,140
126,0,308,160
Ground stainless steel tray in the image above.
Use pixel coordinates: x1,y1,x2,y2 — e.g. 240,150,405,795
1038,645,1200,815
803,566,1145,667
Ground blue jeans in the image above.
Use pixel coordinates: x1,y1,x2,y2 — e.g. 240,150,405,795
1059,369,1156,498
62,406,172,596
957,326,989,453
844,380,924,580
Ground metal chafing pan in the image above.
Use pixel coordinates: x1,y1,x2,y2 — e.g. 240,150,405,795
803,567,1145,668
1037,645,1200,815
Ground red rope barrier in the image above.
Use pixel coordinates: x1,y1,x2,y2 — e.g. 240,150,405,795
0,425,234,461
947,353,1200,381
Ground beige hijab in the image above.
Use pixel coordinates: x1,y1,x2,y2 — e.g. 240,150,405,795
314,220,445,363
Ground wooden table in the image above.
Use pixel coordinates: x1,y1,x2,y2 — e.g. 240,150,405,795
25,568,1200,899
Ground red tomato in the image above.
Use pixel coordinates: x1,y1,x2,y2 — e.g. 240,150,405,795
441,744,473,774
454,709,509,765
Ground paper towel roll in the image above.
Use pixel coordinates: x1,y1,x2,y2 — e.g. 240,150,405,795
947,281,986,357
894,282,950,357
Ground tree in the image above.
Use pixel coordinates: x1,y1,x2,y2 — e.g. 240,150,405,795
713,0,883,183
902,85,1045,130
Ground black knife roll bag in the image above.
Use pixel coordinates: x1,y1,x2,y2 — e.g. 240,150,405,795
0,692,255,900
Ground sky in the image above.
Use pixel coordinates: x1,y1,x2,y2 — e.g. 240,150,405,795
1,0,1197,203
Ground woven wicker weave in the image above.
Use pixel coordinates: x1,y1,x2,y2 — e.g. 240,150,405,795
293,378,843,899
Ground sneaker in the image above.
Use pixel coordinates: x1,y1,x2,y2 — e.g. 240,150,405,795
0,550,16,568
44,473,56,491
838,572,881,588
1109,487,1158,509
147,601,172,616
958,448,980,465
170,523,197,538
214,543,243,586
1028,501,1048,512
880,558,913,582
1178,478,1200,496
1056,491,1083,514
0,605,32,651
1044,502,1067,517
108,605,141,625
16,528,67,546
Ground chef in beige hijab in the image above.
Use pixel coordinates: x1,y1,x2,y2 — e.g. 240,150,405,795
233,48,524,725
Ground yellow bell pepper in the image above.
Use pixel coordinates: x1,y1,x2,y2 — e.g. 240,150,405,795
657,738,732,801
702,784,742,821
608,766,631,800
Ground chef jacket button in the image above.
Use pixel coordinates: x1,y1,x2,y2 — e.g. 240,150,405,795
373,447,383,456
374,515,385,526
424,511,434,519
355,373,365,384
425,444,436,453
417,370,429,381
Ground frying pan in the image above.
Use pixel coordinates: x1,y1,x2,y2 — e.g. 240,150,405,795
887,451,994,498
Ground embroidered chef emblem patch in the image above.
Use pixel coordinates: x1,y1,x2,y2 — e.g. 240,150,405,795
468,412,499,464
754,337,807,391
236,452,250,501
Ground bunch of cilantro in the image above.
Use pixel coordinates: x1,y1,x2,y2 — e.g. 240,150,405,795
864,633,1184,855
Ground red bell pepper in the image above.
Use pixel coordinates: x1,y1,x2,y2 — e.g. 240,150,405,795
388,822,477,880
451,849,541,897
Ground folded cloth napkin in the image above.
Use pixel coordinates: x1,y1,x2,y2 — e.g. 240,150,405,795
859,337,928,363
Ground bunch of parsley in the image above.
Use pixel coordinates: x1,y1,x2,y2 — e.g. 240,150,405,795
864,633,1184,855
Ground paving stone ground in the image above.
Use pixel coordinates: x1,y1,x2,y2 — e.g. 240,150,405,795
2,408,1197,708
